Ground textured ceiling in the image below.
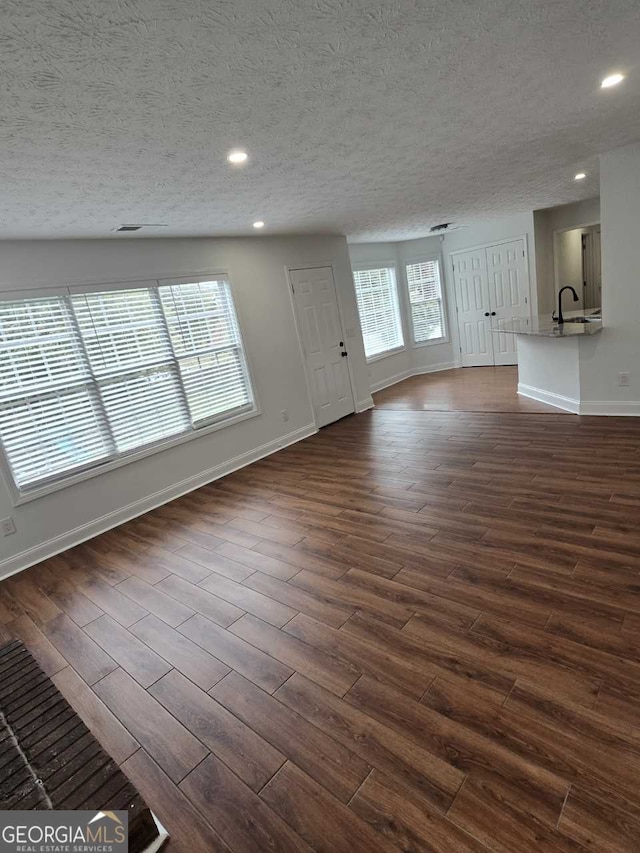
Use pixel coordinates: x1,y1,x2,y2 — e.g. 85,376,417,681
2,0,640,241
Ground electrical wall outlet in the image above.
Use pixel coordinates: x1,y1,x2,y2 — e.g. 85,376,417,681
1,517,16,536
281,409,289,422
618,371,630,387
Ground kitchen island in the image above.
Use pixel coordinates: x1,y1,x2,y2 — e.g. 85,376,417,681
494,311,603,413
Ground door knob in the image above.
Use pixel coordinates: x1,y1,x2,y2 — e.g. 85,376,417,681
484,312,490,317
339,341,344,346
341,351,348,357
491,311,496,316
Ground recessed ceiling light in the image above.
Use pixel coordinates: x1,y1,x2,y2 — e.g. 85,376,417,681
253,221,265,229
227,150,248,164
574,172,587,181
601,73,625,88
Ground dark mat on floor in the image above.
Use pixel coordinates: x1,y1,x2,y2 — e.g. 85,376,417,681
0,639,159,851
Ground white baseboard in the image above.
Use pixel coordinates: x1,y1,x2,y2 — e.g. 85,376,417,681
370,361,458,394
0,423,318,581
356,396,375,412
519,383,640,416
413,361,460,376
579,400,640,416
370,369,412,394
517,383,580,413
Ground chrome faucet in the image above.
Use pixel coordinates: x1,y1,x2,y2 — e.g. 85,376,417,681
554,285,579,324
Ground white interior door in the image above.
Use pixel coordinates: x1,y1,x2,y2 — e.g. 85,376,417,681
452,249,495,366
485,239,529,365
290,266,354,428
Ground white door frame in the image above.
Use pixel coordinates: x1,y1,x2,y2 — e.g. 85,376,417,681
449,234,533,366
286,264,356,428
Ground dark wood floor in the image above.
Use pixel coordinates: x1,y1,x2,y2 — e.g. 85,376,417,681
375,365,565,413
3,377,640,851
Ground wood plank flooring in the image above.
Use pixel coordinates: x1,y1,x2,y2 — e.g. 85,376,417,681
3,377,640,850
374,365,565,413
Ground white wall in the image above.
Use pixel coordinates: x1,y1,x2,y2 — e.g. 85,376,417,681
520,147,640,415
0,234,371,576
348,235,457,393
533,198,600,315
517,335,581,412
579,144,640,411
443,213,537,257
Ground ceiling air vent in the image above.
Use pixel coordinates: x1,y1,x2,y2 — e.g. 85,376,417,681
429,222,468,234
113,224,168,232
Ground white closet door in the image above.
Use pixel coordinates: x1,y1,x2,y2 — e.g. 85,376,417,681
291,266,354,428
485,240,529,365
452,249,495,367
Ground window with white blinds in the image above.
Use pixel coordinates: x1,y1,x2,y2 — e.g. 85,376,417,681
405,259,446,344
352,266,404,360
0,278,255,493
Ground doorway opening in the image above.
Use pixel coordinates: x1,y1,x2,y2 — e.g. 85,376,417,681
553,223,601,313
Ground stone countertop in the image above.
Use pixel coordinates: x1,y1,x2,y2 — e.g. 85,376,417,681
492,310,603,338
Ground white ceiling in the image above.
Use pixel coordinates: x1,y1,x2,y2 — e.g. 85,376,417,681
2,0,640,241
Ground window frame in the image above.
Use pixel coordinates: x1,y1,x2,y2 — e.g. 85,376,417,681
352,262,406,363
403,254,449,348
0,273,260,506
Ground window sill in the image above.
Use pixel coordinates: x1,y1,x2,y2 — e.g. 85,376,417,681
411,336,450,349
9,405,261,506
365,346,407,364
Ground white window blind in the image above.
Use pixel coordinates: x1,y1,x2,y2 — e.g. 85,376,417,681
352,267,404,359
405,259,446,343
0,278,255,493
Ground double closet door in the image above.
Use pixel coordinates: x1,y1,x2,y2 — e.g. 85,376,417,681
452,239,530,367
